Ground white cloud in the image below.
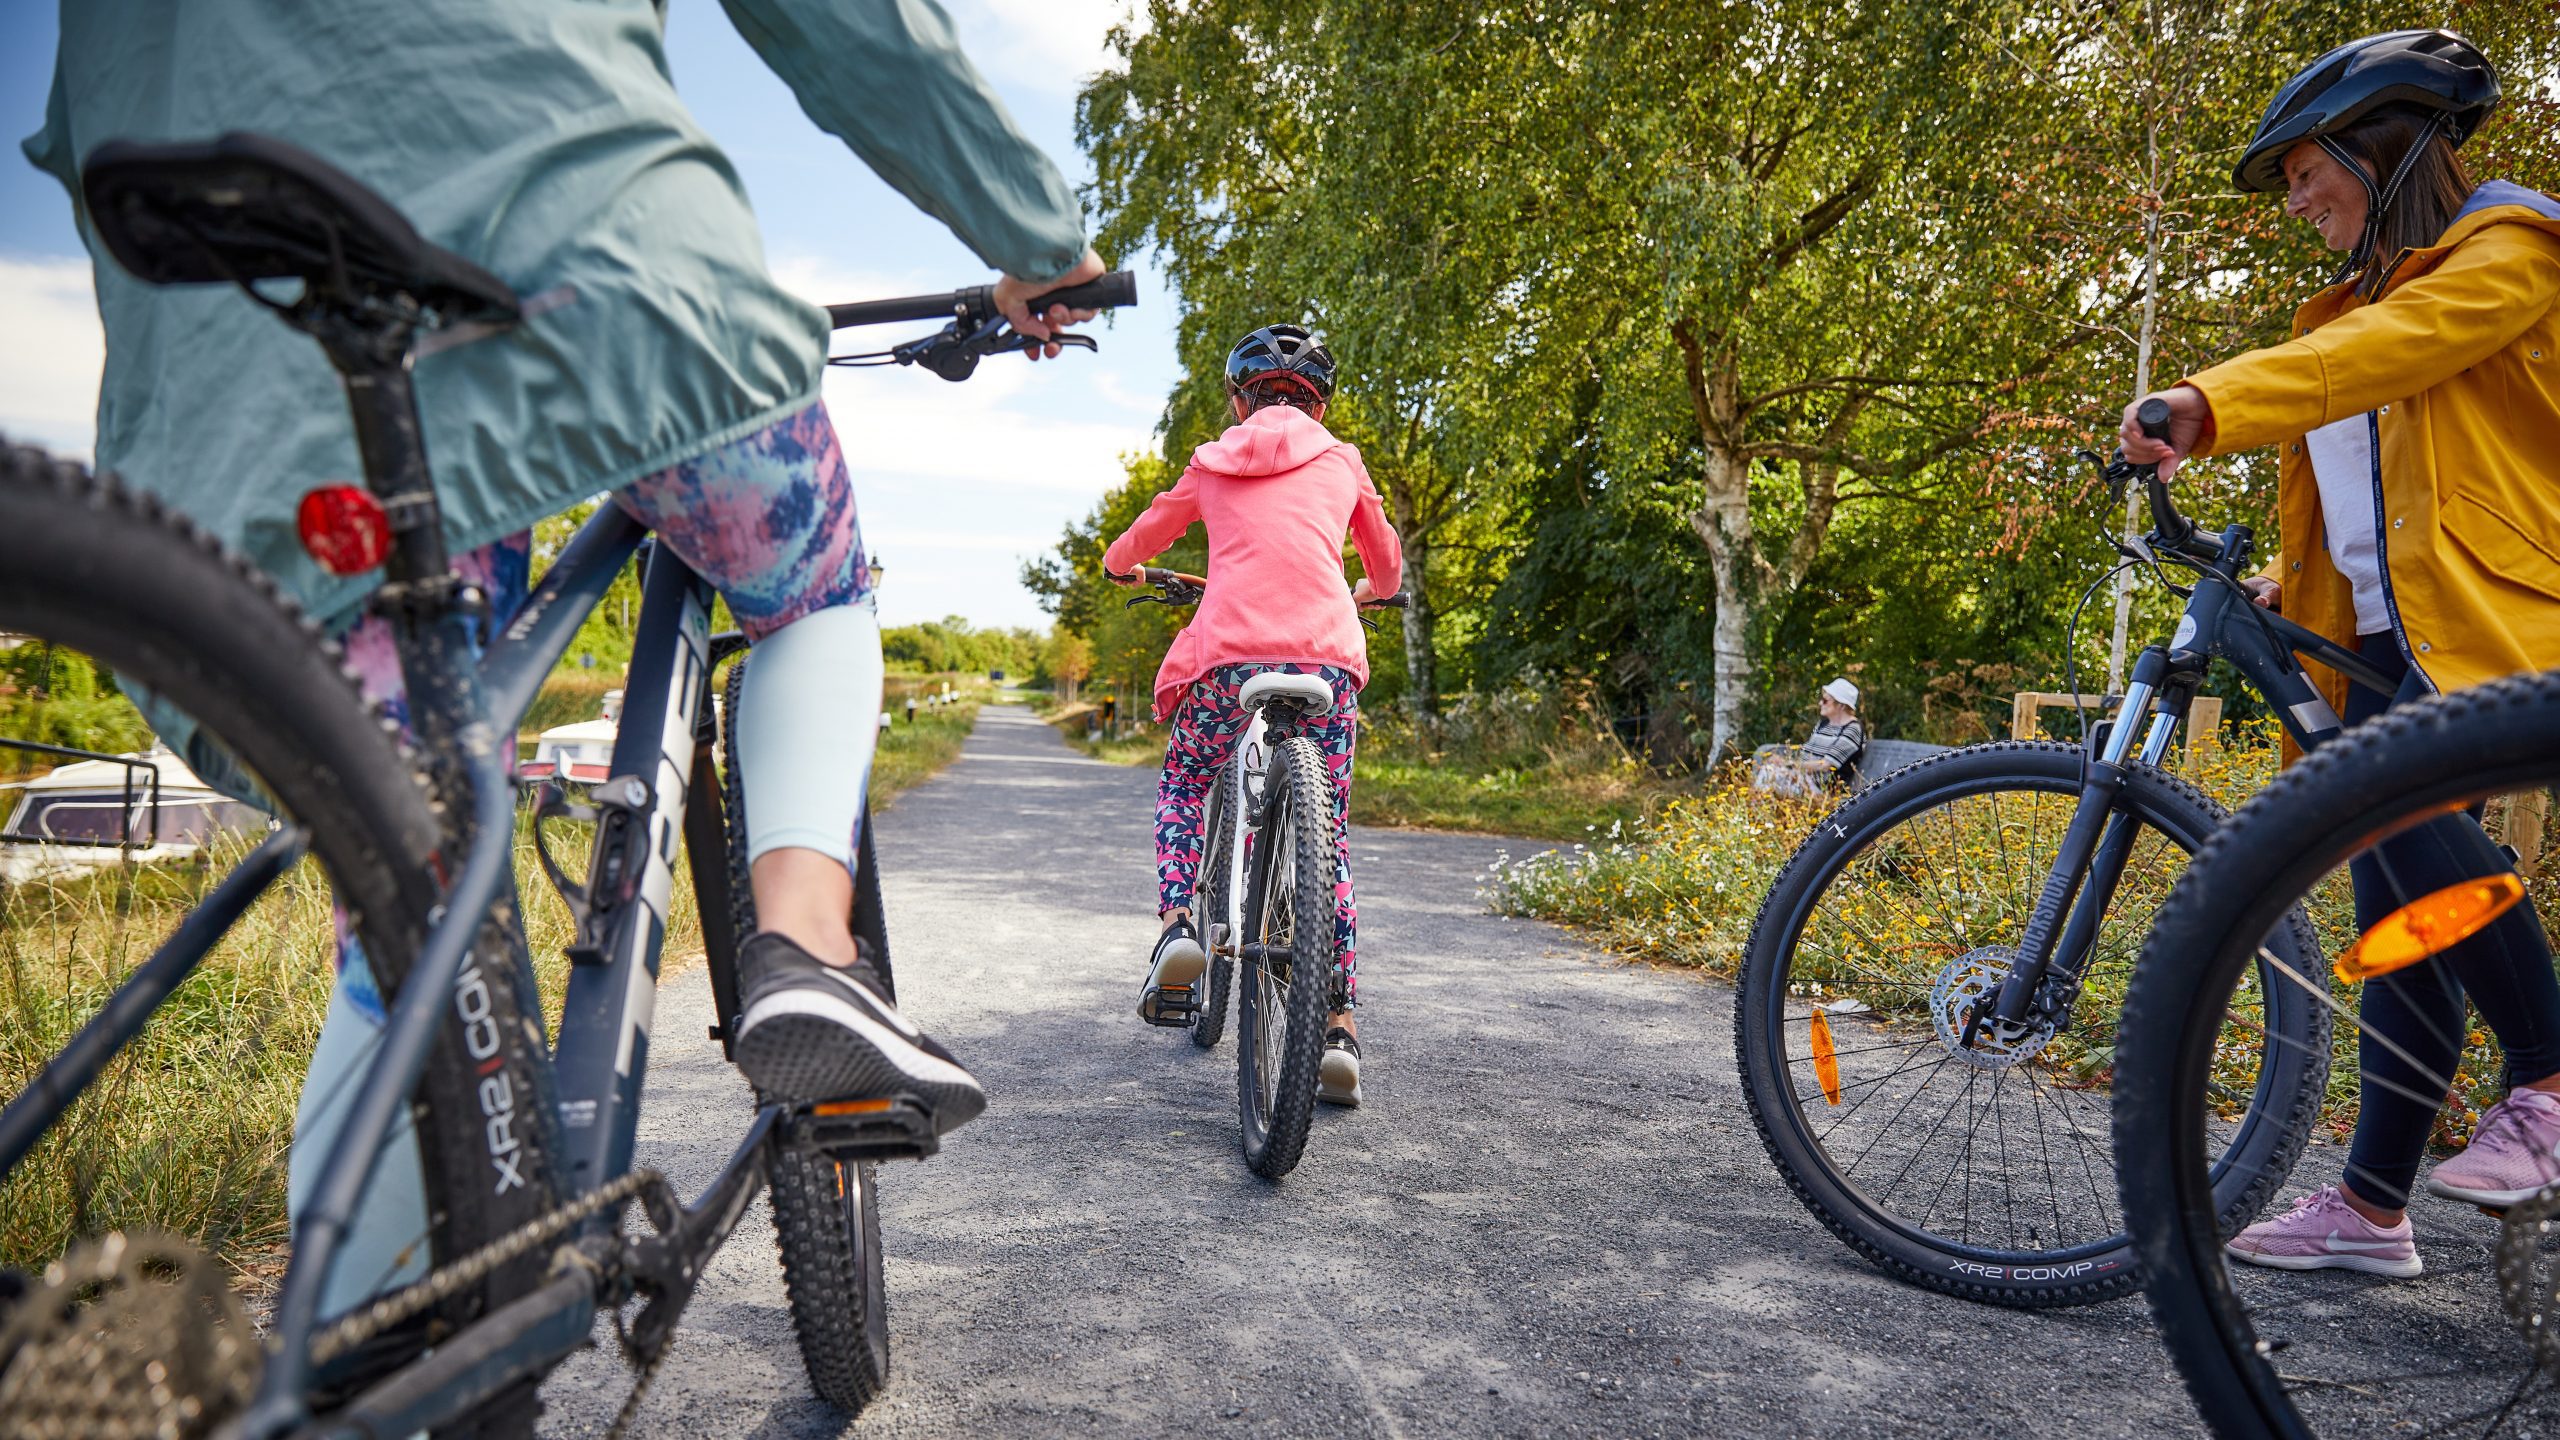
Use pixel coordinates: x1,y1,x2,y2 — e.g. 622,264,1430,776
942,0,1146,100
0,255,104,459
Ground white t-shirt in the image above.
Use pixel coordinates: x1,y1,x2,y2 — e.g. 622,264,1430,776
2305,413,2390,635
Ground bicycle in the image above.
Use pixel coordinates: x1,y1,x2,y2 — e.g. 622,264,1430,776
2118,673,2560,1437
0,132,1134,1438
1112,566,1405,1178
1735,397,2399,1307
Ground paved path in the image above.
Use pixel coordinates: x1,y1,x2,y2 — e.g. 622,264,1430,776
544,705,2200,1437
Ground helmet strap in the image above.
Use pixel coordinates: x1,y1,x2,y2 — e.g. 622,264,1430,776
2317,111,2446,292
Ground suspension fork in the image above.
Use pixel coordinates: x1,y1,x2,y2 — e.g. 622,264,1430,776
1982,646,2194,1036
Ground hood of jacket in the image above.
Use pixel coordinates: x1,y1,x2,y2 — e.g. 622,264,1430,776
2452,180,2560,227
1189,405,1345,478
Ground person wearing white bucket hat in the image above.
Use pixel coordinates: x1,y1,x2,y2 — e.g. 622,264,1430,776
1752,678,1867,796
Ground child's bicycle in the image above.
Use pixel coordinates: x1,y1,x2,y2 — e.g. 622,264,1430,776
0,133,1132,1438
1112,565,1404,1178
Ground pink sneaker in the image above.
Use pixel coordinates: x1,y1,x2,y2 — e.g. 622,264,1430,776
2225,1186,2421,1278
2425,1086,2560,1207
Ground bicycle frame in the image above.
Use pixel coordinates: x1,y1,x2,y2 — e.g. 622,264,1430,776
1972,515,2398,1046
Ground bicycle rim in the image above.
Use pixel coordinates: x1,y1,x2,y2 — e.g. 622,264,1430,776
2120,673,2560,1439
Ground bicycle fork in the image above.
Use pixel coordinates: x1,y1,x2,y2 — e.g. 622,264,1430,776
1973,645,2195,1049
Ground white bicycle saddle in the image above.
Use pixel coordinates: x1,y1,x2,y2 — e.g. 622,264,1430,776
1237,671,1335,718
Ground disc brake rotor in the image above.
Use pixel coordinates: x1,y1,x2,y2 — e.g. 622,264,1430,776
2496,1181,2560,1369
0,1231,259,1440
1930,945,2054,1071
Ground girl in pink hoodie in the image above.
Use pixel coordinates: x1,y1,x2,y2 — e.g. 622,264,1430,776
1103,325,1401,1105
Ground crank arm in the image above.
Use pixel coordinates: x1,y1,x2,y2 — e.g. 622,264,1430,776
616,1107,781,1363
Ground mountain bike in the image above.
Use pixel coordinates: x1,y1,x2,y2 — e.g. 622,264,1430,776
1113,566,1404,1178
0,132,1133,1438
1735,398,2398,1306
2119,670,2560,1438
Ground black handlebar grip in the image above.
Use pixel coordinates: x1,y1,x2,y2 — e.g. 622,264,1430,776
826,288,979,330
1364,591,1411,609
1026,270,1138,315
2136,396,2175,443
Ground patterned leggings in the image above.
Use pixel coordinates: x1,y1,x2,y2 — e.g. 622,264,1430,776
1156,663,1362,1006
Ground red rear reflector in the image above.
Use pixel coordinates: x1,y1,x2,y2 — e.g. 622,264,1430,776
297,485,391,576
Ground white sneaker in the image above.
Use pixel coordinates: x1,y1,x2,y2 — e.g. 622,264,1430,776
1318,1028,1362,1107
1138,920,1208,1027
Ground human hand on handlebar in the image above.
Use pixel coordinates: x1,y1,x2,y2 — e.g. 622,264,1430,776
2240,575,2281,610
996,248,1107,360
1352,576,1375,605
2118,385,2211,481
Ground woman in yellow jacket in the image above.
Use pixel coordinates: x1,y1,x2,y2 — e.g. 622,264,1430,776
2128,29,2560,1280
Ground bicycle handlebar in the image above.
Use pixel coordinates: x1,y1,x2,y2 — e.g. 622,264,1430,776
1106,565,1411,611
825,271,1139,331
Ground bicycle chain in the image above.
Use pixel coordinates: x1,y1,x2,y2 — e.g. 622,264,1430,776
308,1165,659,1364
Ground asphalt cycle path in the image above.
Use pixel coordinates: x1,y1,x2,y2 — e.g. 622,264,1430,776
543,704,2202,1438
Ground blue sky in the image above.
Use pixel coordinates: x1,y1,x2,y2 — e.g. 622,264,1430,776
0,0,1177,631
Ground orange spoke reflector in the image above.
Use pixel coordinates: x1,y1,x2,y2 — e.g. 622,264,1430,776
1809,1007,1843,1106
2336,873,2528,983
813,1098,895,1117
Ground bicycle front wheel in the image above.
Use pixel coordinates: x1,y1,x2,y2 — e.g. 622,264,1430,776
1736,741,2329,1307
2119,674,2560,1439
1234,735,1334,1179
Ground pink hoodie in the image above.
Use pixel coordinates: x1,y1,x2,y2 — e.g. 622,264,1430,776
1102,406,1404,720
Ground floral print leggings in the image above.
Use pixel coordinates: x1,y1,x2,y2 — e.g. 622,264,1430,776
1157,662,1363,1006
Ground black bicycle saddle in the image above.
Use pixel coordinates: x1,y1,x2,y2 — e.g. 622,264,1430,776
81,131,520,324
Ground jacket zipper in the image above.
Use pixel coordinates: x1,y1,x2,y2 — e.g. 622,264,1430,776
2367,407,2435,694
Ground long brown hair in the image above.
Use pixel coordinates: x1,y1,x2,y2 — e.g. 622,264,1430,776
2326,104,2480,296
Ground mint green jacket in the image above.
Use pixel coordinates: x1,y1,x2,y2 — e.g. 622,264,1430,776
24,0,1087,626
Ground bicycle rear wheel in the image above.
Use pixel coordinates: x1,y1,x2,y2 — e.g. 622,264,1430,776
0,450,561,1437
1233,735,1334,1179
2119,674,2560,1439
719,655,891,1413
1736,741,2329,1306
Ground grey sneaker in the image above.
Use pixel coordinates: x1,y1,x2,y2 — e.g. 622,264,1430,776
1318,1027,1362,1107
731,932,985,1134
1138,919,1209,1027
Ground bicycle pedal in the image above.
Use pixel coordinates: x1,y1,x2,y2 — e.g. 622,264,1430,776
1140,983,1200,1028
794,1096,939,1162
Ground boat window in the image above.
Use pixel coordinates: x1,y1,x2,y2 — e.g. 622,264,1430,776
8,794,135,844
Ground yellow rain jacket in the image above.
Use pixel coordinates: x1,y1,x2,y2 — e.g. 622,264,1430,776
2180,181,2560,746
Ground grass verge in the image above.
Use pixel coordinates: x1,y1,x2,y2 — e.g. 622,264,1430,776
1041,692,1679,841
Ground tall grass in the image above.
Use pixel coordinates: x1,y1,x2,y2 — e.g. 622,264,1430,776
2,670,992,1281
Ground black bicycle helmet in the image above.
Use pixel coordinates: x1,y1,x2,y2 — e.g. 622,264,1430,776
1224,323,1336,408
2233,29,2500,194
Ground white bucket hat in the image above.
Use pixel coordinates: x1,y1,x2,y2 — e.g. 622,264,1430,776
1821,678,1860,710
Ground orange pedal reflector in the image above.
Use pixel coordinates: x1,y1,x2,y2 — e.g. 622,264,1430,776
2336,873,2527,983
813,1098,895,1117
1809,1007,1843,1106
